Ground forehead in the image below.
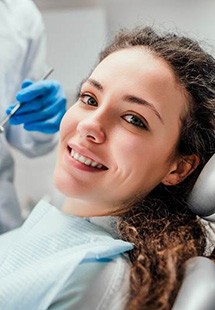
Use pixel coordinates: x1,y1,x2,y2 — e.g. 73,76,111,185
91,47,177,86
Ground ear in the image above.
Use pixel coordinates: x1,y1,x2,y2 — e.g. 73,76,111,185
161,154,200,186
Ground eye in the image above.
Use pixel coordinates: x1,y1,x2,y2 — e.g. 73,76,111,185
123,114,149,130
79,93,97,106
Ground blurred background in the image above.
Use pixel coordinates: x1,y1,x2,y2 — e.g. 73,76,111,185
12,0,215,214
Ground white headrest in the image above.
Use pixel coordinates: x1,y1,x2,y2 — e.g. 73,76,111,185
188,154,215,222
172,257,215,310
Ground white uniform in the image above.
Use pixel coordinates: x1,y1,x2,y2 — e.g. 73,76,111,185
0,0,57,233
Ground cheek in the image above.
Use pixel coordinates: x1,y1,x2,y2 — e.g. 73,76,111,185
59,108,78,138
115,132,173,175
113,133,151,163
53,164,72,197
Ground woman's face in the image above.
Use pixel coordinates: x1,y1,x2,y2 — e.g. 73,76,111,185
54,48,188,216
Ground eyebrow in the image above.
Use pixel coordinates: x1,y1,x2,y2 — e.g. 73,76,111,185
123,95,164,124
86,78,103,91
85,78,164,124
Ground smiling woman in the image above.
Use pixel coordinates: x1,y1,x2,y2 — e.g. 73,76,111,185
0,26,215,310
55,47,188,217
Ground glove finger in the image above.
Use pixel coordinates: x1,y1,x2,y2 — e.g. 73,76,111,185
14,99,46,114
5,102,30,116
21,79,33,89
24,112,65,134
6,80,43,114
12,89,66,114
6,104,16,115
9,97,66,125
10,93,57,115
16,80,61,102
6,100,42,116
9,109,50,125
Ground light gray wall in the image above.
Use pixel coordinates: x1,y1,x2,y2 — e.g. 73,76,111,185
103,0,215,45
42,6,107,103
33,0,100,11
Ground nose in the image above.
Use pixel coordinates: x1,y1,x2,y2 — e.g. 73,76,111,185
77,116,106,144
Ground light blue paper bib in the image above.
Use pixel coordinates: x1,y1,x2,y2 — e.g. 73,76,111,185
0,200,133,310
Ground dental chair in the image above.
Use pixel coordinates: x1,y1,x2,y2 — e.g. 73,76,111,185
173,154,215,310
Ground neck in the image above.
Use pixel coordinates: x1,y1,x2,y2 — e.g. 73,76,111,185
62,197,120,217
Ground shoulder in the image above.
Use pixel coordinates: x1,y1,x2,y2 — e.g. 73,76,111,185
3,0,44,37
51,255,131,310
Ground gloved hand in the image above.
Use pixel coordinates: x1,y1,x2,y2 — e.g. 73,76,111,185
6,79,66,134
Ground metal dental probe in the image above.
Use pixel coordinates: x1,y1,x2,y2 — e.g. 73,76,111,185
0,68,54,134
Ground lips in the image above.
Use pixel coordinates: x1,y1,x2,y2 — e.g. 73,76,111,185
67,146,108,170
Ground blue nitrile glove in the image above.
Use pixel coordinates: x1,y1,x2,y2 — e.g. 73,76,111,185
6,79,66,134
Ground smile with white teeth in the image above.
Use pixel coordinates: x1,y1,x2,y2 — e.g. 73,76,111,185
71,149,104,169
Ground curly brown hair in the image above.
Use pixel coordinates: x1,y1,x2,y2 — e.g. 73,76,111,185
99,27,215,309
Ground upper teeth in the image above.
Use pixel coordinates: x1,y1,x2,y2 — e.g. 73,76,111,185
71,150,103,169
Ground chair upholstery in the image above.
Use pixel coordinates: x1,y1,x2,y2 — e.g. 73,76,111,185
173,154,215,310
188,154,215,221
173,257,215,310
